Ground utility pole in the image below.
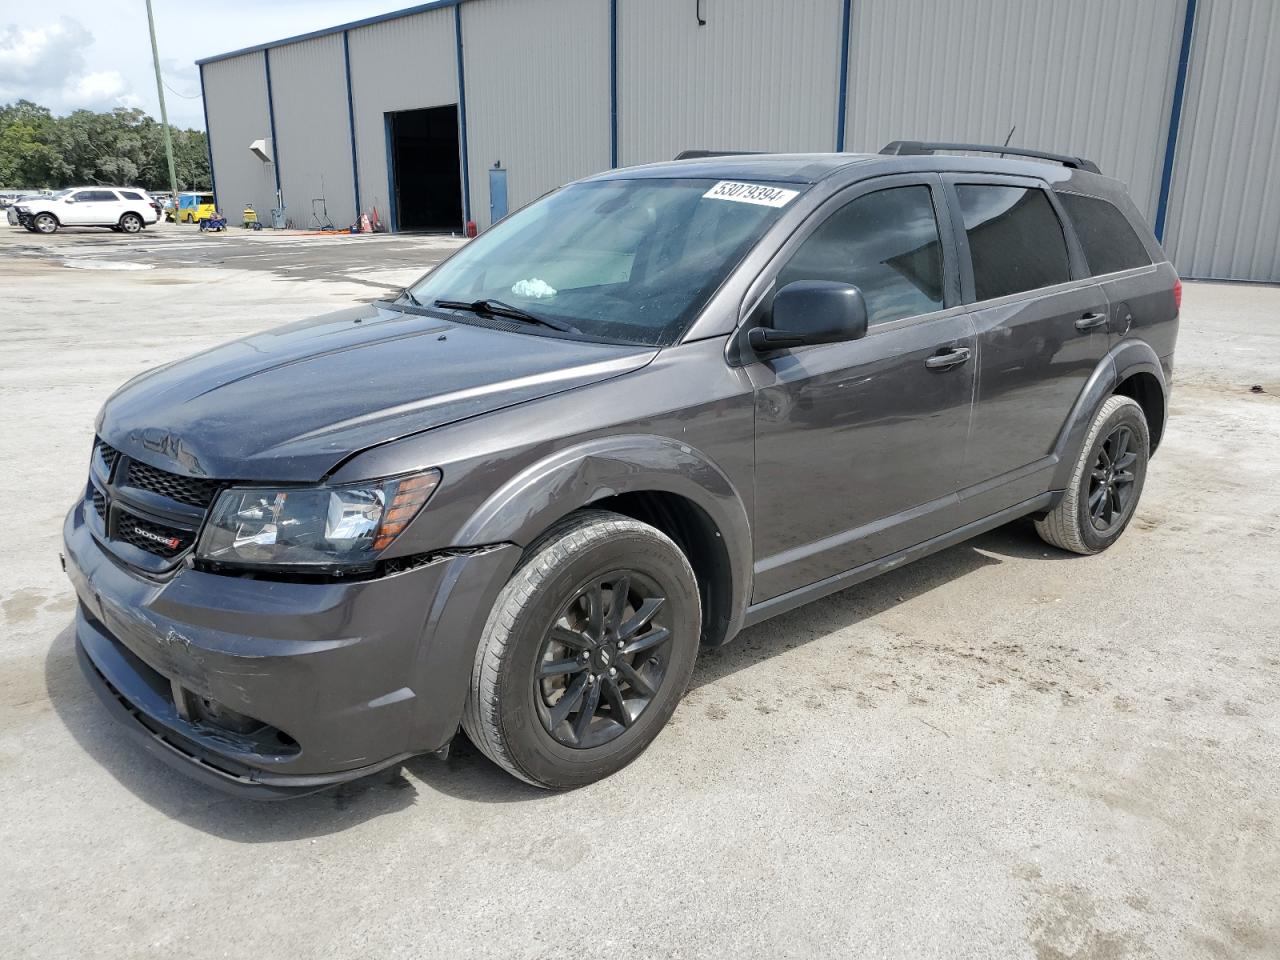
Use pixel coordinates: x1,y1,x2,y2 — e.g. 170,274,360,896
145,0,179,217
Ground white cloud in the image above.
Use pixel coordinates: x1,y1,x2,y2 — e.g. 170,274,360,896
0,16,141,113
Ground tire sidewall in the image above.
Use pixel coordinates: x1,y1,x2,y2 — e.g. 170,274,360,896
1074,399,1149,552
34,214,57,234
496,529,700,788
120,214,142,233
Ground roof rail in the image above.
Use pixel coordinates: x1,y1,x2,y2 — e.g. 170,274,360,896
674,150,766,160
879,140,1101,174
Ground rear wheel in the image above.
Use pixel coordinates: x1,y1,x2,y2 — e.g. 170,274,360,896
462,510,701,789
119,213,143,233
1036,394,1149,554
33,213,57,234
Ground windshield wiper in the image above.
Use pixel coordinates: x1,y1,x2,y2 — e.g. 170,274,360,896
434,298,578,333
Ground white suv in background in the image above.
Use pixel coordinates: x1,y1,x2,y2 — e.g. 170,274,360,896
9,187,160,235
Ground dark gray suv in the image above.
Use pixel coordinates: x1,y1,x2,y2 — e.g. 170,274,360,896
63,143,1179,795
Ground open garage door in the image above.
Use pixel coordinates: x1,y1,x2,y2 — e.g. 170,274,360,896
386,105,463,232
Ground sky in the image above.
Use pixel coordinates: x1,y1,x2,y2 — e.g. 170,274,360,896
0,0,401,129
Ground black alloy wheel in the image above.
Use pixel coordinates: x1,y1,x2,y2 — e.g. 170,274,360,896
1088,424,1139,531
535,570,673,749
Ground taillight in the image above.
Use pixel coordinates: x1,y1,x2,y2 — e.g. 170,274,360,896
1173,277,1182,310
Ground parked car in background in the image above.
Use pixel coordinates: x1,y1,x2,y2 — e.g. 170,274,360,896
170,192,217,223
10,187,159,234
64,142,1178,796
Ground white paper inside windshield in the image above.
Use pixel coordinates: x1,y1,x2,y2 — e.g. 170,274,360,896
702,181,799,207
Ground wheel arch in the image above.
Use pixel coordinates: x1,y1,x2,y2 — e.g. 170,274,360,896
1050,338,1168,492
1113,370,1166,453
455,435,753,646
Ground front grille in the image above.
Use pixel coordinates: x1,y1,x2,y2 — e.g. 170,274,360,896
123,459,221,508
92,489,107,521
115,510,195,558
95,439,121,473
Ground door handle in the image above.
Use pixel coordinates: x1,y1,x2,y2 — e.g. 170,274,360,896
1075,312,1108,332
924,346,971,370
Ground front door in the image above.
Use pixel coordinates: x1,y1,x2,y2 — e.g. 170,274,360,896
943,176,1109,515
748,177,976,602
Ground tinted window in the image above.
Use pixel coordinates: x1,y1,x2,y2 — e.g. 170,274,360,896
1057,192,1151,276
77,190,118,202
120,190,144,201
777,185,945,325
956,185,1071,301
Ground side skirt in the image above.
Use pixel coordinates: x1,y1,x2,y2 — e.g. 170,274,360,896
739,492,1055,629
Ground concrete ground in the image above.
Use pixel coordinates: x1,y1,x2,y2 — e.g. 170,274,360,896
0,222,1276,959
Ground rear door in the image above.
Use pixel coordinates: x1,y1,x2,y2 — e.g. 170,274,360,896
943,175,1108,517
747,174,976,602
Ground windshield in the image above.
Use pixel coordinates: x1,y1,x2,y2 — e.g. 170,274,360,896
408,177,801,346
49,190,72,200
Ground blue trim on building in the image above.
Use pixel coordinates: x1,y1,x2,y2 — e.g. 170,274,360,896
1154,0,1198,244
835,0,853,151
609,0,619,167
454,3,472,226
384,115,398,233
343,31,361,220
263,48,282,202
198,63,217,206
197,0,465,66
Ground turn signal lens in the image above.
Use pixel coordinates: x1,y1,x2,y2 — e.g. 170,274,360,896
1173,277,1182,310
373,472,441,550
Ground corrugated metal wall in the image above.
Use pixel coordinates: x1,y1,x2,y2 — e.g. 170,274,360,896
268,35,356,229
1163,0,1280,281
198,0,1278,278
461,0,611,228
842,0,1186,222
617,0,845,165
202,52,275,222
346,9,459,225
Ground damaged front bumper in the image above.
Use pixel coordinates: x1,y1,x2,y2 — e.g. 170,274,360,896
62,499,518,798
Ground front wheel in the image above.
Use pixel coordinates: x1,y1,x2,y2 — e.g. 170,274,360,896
33,213,57,234
1036,394,1150,554
462,510,701,789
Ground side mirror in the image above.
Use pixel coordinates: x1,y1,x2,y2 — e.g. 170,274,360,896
748,281,869,353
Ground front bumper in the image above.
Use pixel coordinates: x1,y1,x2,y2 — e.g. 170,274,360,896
63,500,518,798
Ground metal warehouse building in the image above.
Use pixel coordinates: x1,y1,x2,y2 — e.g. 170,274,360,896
198,0,1280,282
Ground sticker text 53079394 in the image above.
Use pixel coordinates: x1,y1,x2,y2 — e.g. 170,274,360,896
702,181,800,208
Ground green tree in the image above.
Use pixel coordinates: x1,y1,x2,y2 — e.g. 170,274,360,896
0,99,208,191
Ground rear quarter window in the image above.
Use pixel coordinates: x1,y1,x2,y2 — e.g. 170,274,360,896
120,191,144,201
1057,192,1152,276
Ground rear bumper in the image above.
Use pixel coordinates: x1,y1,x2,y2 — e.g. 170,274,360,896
63,500,519,798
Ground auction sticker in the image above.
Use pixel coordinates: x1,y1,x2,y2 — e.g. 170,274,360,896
703,181,799,207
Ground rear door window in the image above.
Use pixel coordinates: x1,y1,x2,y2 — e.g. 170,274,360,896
955,185,1071,301
1057,192,1151,276
78,190,119,203
777,185,945,325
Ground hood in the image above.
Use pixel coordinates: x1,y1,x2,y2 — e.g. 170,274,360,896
99,302,656,481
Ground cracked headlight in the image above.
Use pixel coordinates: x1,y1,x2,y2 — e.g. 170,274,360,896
196,470,441,570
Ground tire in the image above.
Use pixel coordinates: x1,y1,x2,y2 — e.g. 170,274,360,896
462,509,701,789
119,213,143,233
1036,395,1150,554
33,213,57,234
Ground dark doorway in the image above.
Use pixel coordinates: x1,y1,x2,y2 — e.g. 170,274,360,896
386,105,462,232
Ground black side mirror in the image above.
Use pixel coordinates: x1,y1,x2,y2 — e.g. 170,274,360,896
748,280,869,353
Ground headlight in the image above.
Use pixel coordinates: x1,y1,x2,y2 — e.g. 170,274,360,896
16,205,30,213
196,470,441,570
